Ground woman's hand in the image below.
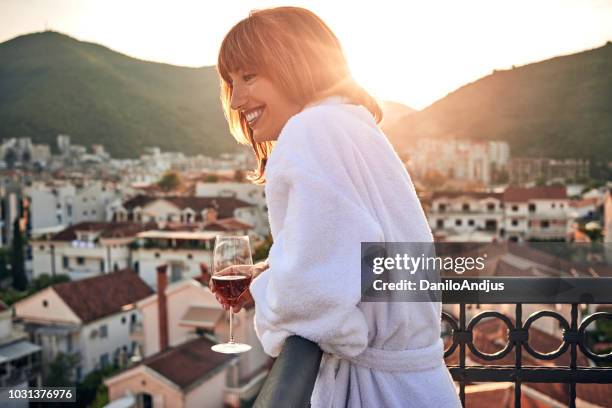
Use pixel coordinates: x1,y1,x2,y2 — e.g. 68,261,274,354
209,261,269,313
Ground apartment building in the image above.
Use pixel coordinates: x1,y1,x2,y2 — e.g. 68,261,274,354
14,270,152,381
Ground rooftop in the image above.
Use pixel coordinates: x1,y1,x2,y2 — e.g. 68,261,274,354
52,269,153,323
138,336,234,391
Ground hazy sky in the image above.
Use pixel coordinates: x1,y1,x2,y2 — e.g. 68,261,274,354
1,0,611,109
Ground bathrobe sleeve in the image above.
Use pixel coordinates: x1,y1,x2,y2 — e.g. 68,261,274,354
249,107,384,358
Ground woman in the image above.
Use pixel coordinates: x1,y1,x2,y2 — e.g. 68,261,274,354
211,6,460,408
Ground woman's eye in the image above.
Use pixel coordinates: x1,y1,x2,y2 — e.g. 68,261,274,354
243,73,256,82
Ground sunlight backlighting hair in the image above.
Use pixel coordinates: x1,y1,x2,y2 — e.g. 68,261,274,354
217,6,383,184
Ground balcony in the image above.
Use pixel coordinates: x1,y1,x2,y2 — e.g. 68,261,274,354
253,277,612,408
129,321,144,342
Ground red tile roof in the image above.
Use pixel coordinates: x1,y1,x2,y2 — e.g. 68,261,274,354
52,269,153,323
503,187,567,202
51,222,154,242
431,191,503,200
203,218,253,232
122,195,253,219
139,336,234,390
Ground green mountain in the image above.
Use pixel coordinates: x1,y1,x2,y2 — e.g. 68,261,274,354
0,31,236,158
386,42,612,163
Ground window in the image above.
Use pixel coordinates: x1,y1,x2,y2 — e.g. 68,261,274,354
121,316,126,324
528,204,536,212
438,203,446,212
76,257,85,265
39,245,45,251
551,203,556,208
487,203,495,212
462,203,470,212
155,252,160,258
62,256,69,268
100,324,108,338
100,260,105,272
131,313,137,324
455,219,462,226
468,219,475,226
542,220,550,229
100,353,109,367
436,219,444,229
511,219,519,227
66,334,73,352
42,300,48,307
187,253,193,260
512,205,519,212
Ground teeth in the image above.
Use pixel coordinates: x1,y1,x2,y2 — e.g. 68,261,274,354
245,108,263,123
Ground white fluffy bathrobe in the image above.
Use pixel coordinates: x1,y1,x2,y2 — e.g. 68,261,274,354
249,97,461,408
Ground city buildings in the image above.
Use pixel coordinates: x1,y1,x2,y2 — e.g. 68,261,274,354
104,265,269,408
407,139,510,187
30,221,152,281
429,186,572,242
13,270,152,381
509,158,590,186
0,300,42,403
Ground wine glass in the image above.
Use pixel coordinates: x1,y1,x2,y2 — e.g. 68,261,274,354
211,235,253,354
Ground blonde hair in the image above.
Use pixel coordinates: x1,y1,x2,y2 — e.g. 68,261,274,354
217,6,382,183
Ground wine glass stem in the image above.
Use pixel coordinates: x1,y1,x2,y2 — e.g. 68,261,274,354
229,309,235,344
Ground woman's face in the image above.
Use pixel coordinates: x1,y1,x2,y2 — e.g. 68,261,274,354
229,71,302,143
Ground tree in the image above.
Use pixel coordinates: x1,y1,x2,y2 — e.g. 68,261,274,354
11,218,27,291
157,171,183,192
4,148,17,169
45,352,79,386
0,250,9,282
253,235,273,262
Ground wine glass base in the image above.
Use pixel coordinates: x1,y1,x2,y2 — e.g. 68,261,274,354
211,342,252,354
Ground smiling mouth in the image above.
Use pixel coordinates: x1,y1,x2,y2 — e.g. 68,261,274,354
244,106,265,128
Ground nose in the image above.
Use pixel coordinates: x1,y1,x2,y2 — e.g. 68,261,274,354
230,83,248,111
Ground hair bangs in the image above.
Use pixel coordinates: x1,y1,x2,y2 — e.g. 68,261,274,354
217,16,268,85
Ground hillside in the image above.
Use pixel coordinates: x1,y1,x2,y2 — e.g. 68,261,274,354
379,100,416,135
0,31,236,158
386,42,612,162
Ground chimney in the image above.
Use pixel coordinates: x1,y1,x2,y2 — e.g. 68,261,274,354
156,264,169,351
205,208,218,222
199,263,211,286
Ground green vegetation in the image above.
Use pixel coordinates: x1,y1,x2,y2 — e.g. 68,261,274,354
0,31,238,158
253,235,273,262
389,42,612,164
0,273,70,305
157,170,183,192
10,218,27,291
45,352,80,386
77,364,121,407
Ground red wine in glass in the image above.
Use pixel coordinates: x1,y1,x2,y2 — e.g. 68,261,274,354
212,274,252,306
211,235,253,354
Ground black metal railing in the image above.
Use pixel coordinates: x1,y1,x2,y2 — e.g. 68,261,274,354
253,277,612,408
442,277,612,408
